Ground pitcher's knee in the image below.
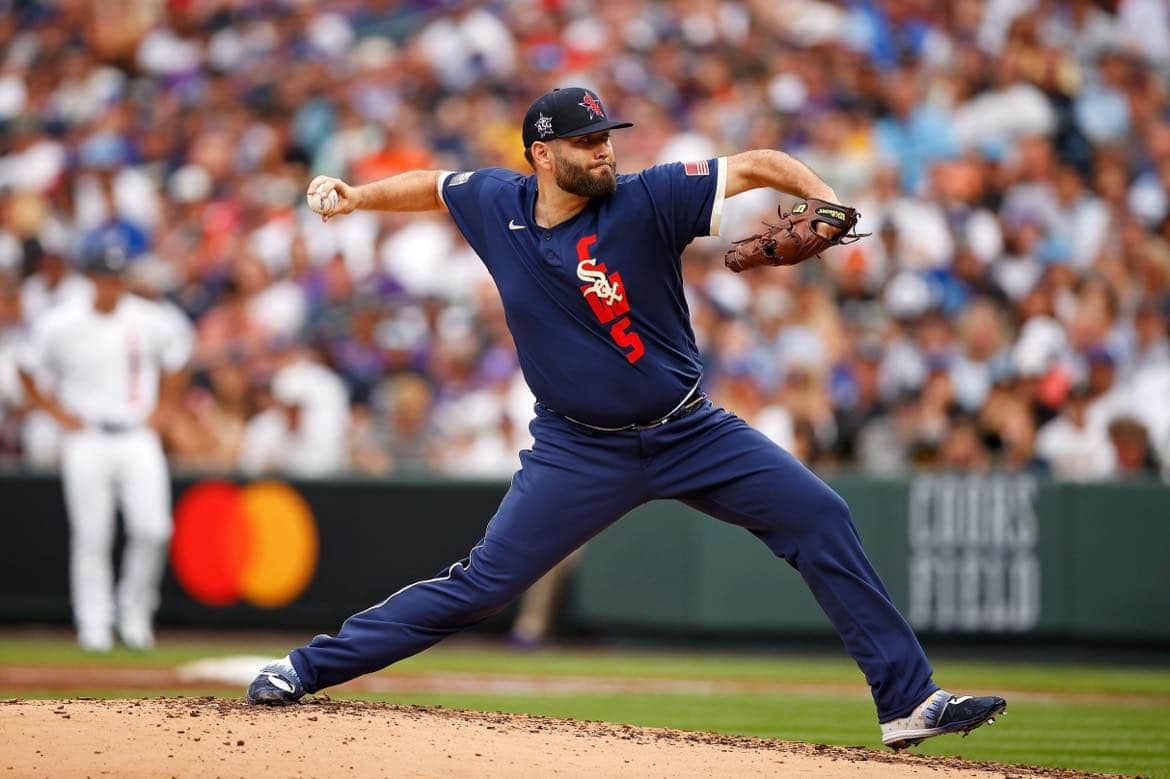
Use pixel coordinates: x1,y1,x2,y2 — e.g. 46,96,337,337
794,489,858,548
825,490,854,525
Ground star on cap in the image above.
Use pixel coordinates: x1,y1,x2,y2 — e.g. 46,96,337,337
534,112,554,139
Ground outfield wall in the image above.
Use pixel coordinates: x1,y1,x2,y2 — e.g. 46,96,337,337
575,474,1170,642
0,472,1167,642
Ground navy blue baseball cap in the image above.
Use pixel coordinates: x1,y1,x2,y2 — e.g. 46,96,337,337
522,87,633,149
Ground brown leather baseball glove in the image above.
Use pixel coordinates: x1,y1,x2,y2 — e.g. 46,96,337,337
724,198,868,272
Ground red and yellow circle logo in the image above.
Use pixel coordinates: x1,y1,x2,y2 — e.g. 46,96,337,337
171,480,318,608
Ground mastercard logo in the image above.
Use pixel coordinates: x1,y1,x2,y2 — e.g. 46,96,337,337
171,480,318,608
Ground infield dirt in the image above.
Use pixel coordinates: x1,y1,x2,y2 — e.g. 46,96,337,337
1,697,1108,778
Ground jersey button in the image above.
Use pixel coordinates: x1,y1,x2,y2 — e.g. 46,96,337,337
543,233,552,240
543,249,560,266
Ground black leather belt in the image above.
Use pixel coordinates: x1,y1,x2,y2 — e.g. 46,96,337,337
550,392,708,433
92,421,138,434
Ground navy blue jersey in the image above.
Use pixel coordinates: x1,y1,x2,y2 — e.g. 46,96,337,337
439,158,727,427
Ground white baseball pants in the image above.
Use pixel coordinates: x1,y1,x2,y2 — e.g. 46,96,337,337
59,428,172,643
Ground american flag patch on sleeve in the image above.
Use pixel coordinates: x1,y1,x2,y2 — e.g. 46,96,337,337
683,160,710,176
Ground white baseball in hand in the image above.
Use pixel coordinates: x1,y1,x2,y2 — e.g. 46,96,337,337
308,187,339,215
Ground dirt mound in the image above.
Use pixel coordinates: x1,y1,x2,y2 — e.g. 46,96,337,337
0,697,1099,778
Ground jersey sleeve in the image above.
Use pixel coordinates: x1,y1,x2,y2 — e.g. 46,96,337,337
437,168,520,256
17,312,59,377
635,157,728,253
157,302,194,372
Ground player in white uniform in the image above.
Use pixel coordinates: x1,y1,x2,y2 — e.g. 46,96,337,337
20,241,94,325
18,246,192,651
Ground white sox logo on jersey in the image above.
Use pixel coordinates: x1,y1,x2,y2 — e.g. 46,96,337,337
576,234,644,363
576,255,624,307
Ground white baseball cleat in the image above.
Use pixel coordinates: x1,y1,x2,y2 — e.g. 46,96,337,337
78,628,114,653
881,689,1007,750
117,616,155,651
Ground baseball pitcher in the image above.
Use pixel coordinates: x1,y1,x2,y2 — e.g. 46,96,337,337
248,88,1005,749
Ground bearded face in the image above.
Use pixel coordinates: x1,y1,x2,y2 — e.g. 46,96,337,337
553,152,617,198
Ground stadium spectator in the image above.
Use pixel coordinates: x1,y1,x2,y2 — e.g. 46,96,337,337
239,346,350,477
0,0,1167,483
1107,416,1161,479
0,272,24,462
1035,382,1115,480
19,240,92,324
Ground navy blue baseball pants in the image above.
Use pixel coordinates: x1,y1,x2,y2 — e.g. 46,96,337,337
289,400,938,722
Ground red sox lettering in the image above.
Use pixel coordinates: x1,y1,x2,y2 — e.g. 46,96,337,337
576,234,645,364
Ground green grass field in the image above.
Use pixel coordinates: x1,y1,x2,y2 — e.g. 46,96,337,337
2,633,1168,777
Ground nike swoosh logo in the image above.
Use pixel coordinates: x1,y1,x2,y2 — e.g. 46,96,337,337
508,220,526,231
263,673,295,693
948,695,972,706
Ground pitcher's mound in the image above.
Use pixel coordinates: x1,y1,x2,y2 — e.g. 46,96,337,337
1,697,1087,777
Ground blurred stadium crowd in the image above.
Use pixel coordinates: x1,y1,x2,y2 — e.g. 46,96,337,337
1,0,1169,482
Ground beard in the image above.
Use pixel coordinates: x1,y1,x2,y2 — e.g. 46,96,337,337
554,155,617,198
